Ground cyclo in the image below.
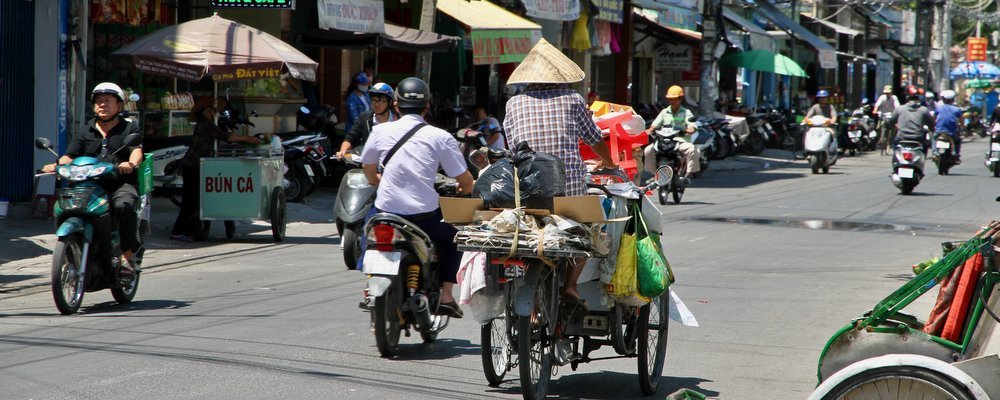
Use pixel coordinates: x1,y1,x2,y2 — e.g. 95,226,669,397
459,167,674,400
809,220,1000,399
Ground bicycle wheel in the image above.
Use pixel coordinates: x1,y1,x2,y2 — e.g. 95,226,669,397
518,274,554,400
637,294,669,395
481,305,514,386
819,366,974,400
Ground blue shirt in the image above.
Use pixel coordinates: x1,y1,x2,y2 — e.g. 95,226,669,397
344,91,370,135
360,114,468,215
934,103,962,135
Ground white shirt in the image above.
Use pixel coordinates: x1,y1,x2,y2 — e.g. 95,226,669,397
360,114,468,215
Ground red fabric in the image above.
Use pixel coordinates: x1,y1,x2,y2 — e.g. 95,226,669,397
941,253,985,342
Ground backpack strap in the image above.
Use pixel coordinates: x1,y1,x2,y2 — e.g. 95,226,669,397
380,122,426,170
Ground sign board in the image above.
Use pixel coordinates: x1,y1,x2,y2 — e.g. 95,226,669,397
657,5,700,31
656,44,692,71
318,0,385,33
593,0,623,23
681,44,701,83
211,0,294,8
470,30,542,65
899,10,915,45
968,37,988,62
818,49,836,70
522,0,580,21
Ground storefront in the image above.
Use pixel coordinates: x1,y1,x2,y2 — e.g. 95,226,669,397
633,8,701,106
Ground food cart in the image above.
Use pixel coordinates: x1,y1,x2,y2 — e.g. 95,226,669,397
200,143,285,242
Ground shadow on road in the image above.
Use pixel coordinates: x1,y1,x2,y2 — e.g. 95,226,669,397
81,299,194,314
392,338,481,360
485,371,718,399
695,172,808,189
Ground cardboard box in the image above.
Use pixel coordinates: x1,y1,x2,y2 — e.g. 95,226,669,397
440,196,606,224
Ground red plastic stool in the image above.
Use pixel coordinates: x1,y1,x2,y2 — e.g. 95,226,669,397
31,194,57,219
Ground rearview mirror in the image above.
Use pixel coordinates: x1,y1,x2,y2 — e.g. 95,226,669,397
122,132,142,147
35,137,52,150
654,166,673,186
129,93,141,102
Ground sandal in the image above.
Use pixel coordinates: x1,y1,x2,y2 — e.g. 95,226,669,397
561,295,589,318
434,299,464,319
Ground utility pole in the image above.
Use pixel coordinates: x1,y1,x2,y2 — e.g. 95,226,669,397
941,1,951,91
698,0,720,116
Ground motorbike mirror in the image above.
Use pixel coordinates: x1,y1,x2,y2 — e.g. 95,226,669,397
688,117,697,122
35,137,52,150
128,93,140,102
122,132,142,147
654,166,673,187
299,106,311,115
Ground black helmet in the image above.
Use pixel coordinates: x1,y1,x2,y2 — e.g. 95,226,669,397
396,77,430,110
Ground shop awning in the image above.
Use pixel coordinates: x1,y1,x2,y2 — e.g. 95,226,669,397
723,8,775,51
800,14,861,37
859,6,893,28
837,51,875,65
883,46,915,65
753,1,835,68
300,23,460,52
723,8,768,36
634,8,701,42
437,0,541,65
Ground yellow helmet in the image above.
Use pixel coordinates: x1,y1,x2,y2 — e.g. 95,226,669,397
666,85,684,99
882,85,892,94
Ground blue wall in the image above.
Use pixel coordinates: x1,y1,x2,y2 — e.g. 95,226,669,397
0,2,35,201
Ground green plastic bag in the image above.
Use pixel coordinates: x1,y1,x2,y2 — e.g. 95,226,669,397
635,204,671,298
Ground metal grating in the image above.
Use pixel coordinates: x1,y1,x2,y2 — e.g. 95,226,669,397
0,1,35,201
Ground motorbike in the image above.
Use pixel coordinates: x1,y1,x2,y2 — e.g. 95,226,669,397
333,148,374,270
890,138,926,195
986,124,1000,177
652,125,688,204
280,133,323,203
764,108,795,151
932,132,958,176
962,107,987,138
689,118,720,175
802,116,839,174
740,113,769,155
845,106,875,155
360,190,458,356
35,134,145,315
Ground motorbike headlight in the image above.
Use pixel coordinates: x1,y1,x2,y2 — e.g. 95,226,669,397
88,166,108,178
344,172,371,189
59,165,94,181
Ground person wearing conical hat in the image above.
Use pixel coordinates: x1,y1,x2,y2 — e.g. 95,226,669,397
502,38,617,312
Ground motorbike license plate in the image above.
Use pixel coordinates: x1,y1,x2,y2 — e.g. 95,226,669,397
363,250,401,275
992,143,1000,151
898,168,915,178
848,130,862,138
936,141,951,149
303,164,315,177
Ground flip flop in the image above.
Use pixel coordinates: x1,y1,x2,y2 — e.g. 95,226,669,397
435,300,464,319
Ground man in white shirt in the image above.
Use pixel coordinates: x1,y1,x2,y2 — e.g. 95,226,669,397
360,77,474,318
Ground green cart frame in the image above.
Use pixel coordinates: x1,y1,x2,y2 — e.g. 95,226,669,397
199,145,286,242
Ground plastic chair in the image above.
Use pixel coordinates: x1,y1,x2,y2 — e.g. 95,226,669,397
594,112,648,181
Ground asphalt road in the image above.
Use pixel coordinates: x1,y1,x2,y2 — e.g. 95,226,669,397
1,139,997,400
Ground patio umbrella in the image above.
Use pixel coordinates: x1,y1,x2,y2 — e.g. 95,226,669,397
718,49,809,77
112,13,317,82
949,61,1000,80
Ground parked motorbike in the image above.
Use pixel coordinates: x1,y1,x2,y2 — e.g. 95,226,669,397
962,107,987,138
333,148,374,270
986,125,1000,177
280,133,323,203
689,118,720,175
802,116,839,174
890,139,926,195
845,106,875,155
740,113,769,155
35,135,145,315
764,108,795,151
652,125,687,204
932,132,957,176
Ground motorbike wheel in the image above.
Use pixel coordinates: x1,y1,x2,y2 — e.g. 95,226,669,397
809,156,820,174
518,275,553,400
994,165,999,178
284,171,307,203
822,167,830,174
746,134,766,155
657,187,667,205
900,179,915,195
713,137,731,160
373,280,403,357
637,294,669,395
51,234,86,315
110,271,139,304
341,225,362,270
481,308,514,386
938,160,949,176
816,366,974,400
270,187,286,242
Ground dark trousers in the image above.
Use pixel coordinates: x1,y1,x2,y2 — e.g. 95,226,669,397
171,166,200,237
358,207,460,284
110,183,140,253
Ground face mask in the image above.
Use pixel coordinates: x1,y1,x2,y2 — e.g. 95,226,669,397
358,85,369,92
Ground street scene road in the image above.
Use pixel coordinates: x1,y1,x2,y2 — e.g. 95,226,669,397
1,141,997,399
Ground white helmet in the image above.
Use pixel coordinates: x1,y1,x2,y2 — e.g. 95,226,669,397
91,82,124,102
925,91,935,100
940,90,956,100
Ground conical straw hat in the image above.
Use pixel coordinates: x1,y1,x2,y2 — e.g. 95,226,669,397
507,38,585,85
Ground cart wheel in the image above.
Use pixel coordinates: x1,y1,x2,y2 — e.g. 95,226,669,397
481,305,515,386
196,221,211,241
225,221,236,239
270,187,286,242
638,294,669,395
817,366,975,400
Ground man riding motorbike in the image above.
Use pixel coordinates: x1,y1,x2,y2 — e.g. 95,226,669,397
337,82,398,158
643,85,699,184
468,105,506,151
503,38,617,314
359,77,474,318
42,82,144,277
889,86,935,153
934,90,963,163
805,90,838,121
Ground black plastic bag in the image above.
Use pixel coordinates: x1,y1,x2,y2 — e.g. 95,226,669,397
473,142,565,210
